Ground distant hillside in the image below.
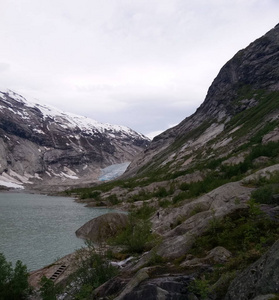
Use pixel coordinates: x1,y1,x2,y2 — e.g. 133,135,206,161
0,90,150,190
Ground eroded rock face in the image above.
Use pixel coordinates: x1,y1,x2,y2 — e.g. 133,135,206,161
0,90,150,189
75,212,129,242
225,239,279,300
123,24,279,179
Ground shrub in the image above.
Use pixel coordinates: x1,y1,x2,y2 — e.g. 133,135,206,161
0,253,30,300
66,242,118,299
159,199,171,208
131,203,156,220
39,276,57,300
190,204,203,216
188,279,209,300
112,217,154,253
107,194,119,205
190,205,278,258
251,184,279,205
80,190,101,200
154,187,169,198
173,191,188,204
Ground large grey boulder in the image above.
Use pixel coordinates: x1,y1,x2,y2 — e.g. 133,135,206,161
114,270,193,300
75,212,128,242
224,239,279,300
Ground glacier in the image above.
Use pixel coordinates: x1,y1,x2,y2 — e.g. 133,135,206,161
99,162,130,181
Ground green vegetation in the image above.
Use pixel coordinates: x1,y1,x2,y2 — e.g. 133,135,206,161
65,241,119,299
190,202,278,258
39,276,58,300
188,198,279,299
188,278,209,300
248,171,279,205
110,208,157,254
0,253,30,300
229,89,279,139
107,194,120,205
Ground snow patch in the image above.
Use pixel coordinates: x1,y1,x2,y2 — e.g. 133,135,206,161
0,179,24,189
63,167,78,178
46,171,52,177
34,173,43,180
61,173,79,179
9,170,33,184
33,128,45,134
0,173,24,189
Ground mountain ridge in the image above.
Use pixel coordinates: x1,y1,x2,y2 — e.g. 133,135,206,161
0,89,150,190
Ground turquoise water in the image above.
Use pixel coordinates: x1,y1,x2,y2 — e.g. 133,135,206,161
0,192,114,271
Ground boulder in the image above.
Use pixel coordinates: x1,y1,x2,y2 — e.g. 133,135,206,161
224,239,279,299
115,273,193,300
75,212,128,242
181,246,232,268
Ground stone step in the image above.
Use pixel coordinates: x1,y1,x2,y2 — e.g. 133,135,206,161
49,265,67,281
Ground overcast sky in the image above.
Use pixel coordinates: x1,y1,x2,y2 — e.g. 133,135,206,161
1,0,279,138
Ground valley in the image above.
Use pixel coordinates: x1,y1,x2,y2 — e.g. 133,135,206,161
2,23,279,300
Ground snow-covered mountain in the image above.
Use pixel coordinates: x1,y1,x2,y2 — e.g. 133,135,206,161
0,89,150,191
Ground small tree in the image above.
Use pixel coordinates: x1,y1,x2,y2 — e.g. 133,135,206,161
39,276,57,300
0,253,30,300
66,241,118,299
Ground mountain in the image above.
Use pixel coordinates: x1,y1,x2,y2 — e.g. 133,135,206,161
63,24,279,299
124,23,279,178
0,90,150,190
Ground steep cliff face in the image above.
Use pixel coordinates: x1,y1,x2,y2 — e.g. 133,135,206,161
0,90,149,189
124,23,279,178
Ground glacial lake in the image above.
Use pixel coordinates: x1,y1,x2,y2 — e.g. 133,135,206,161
0,192,115,271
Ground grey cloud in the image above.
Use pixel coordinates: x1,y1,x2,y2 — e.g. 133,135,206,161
1,0,279,136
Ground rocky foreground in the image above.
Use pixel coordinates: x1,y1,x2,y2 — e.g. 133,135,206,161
28,164,279,299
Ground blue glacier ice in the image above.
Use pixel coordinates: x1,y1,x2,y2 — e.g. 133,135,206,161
98,162,130,181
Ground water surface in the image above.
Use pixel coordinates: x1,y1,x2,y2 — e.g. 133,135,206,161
0,192,115,271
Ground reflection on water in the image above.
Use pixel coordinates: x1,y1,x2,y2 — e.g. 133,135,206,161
0,192,114,271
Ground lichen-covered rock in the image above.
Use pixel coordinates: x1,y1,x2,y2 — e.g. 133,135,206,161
224,239,279,300
75,212,129,242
